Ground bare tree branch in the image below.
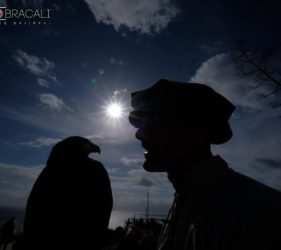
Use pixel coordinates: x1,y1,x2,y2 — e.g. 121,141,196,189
232,40,281,110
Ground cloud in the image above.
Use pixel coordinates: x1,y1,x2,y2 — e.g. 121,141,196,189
110,58,117,64
86,134,105,140
39,93,73,112
113,88,128,98
19,136,61,148
110,167,173,212
120,156,143,167
255,158,281,169
84,0,180,34
0,163,43,207
0,100,135,145
98,68,105,75
36,78,50,88
137,177,154,187
250,158,281,190
12,50,59,85
0,163,41,190
110,57,124,66
190,53,276,110
191,53,281,191
127,168,171,191
112,191,172,213
104,154,174,212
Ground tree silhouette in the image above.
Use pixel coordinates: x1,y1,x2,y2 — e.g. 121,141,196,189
232,40,281,109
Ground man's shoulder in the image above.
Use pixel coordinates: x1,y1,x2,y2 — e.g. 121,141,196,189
211,156,281,196
202,156,281,209
215,165,281,219
230,169,281,201
182,155,281,205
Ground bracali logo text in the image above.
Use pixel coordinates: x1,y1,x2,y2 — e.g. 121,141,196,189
0,6,52,26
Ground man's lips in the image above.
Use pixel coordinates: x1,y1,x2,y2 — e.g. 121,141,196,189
141,142,156,152
144,151,149,159
141,142,165,160
144,150,162,161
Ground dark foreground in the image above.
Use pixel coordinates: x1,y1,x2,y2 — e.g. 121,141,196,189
0,216,163,250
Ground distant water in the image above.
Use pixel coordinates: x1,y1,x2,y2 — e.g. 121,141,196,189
0,207,143,231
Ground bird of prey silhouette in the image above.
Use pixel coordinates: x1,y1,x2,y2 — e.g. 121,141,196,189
22,136,113,250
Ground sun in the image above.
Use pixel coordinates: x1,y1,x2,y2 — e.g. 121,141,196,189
106,103,123,119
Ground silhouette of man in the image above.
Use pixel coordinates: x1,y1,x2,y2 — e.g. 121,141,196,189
22,136,113,250
128,79,281,250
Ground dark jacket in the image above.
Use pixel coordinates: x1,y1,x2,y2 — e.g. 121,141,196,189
158,156,281,250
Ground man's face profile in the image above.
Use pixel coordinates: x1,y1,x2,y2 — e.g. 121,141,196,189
134,118,207,172
135,121,172,172
129,79,235,173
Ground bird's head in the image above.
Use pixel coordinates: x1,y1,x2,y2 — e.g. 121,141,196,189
47,136,101,166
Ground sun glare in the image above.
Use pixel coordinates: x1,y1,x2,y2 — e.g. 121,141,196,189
106,103,123,118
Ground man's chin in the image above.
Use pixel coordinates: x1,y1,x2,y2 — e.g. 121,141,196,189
143,160,167,172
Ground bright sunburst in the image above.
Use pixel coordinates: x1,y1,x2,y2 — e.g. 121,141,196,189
106,102,123,119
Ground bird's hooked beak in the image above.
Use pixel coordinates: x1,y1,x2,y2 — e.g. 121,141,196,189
86,142,101,154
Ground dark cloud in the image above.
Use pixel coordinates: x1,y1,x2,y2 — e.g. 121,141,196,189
120,157,143,168
137,177,154,187
0,163,43,207
12,50,59,84
84,0,180,34
190,53,273,110
256,158,281,169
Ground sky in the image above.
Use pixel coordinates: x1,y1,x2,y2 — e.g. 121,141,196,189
0,0,281,216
